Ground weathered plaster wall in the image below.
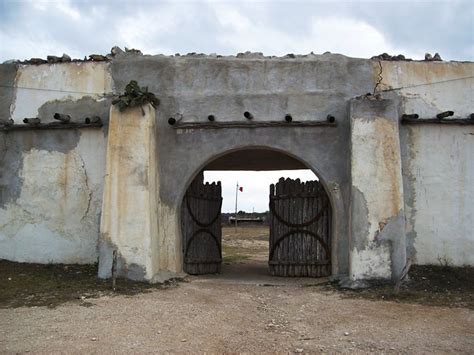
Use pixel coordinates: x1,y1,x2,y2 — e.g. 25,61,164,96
402,126,473,266
12,62,113,123
1,54,473,280
109,53,376,279
0,130,106,263
99,105,160,280
0,64,17,124
0,61,112,263
381,61,474,266
349,98,406,281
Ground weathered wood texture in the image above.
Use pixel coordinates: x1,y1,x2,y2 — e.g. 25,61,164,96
173,120,337,130
401,118,474,125
181,174,222,275
0,122,103,131
269,178,331,277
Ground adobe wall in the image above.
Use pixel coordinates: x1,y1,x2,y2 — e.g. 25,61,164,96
0,62,111,263
0,53,472,282
380,61,474,266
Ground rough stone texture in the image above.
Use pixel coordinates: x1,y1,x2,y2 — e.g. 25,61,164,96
0,129,106,263
98,104,160,281
349,98,406,281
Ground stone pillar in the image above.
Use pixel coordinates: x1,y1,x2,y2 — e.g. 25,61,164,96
98,104,159,281
349,98,406,282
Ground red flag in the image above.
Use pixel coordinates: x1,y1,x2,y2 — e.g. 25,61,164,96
239,186,243,192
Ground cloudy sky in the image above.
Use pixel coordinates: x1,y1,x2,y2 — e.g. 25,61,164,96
1,0,473,62
1,0,472,211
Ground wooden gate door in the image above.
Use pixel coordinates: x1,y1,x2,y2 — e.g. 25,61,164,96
269,178,331,277
182,175,222,275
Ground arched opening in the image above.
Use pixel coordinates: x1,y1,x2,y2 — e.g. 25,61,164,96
180,147,333,279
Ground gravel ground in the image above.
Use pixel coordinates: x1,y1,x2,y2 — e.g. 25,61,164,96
1,276,473,354
1,226,473,353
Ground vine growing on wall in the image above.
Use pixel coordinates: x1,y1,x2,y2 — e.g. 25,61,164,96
112,80,160,112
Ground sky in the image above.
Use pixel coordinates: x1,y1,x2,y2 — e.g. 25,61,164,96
1,0,473,212
205,170,317,212
0,0,473,62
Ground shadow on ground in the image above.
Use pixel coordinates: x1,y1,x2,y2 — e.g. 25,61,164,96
0,260,178,309
1,226,472,309
325,264,474,309
1,259,472,310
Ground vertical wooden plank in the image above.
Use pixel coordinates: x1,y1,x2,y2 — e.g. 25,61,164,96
301,181,312,276
267,177,331,278
310,181,318,277
270,184,273,276
269,183,275,276
286,178,292,276
279,178,285,277
181,175,223,275
295,179,302,276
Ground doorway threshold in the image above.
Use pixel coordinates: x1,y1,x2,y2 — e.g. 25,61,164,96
188,260,330,287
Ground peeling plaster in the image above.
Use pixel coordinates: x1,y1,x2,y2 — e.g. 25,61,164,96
399,125,419,261
38,96,112,125
11,62,112,123
1,56,473,282
0,148,99,263
0,64,18,123
0,130,81,208
350,243,392,280
350,98,406,280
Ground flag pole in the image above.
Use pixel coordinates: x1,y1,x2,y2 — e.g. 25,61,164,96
234,182,238,231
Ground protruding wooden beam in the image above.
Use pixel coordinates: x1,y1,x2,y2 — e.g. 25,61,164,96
1,121,103,131
172,120,337,129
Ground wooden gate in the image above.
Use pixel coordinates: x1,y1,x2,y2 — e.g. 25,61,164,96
181,174,222,275
269,178,331,277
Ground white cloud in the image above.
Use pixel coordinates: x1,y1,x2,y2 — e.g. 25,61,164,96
212,3,421,58
56,0,81,21
1,1,471,62
116,3,187,54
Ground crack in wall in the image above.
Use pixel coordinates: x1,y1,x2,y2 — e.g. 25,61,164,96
78,154,92,222
373,60,383,94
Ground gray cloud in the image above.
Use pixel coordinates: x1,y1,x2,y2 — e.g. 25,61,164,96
1,0,472,211
1,0,472,61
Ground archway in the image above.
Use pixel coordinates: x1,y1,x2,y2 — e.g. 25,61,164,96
180,147,334,278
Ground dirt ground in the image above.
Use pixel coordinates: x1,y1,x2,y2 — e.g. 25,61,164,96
1,225,473,353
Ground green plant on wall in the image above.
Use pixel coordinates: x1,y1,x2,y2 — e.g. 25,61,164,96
112,80,160,112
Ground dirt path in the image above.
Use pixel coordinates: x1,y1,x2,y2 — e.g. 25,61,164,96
1,226,473,353
1,275,473,353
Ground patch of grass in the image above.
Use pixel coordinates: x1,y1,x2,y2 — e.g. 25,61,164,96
222,226,269,241
323,265,474,309
222,254,251,263
222,245,251,264
0,260,177,309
